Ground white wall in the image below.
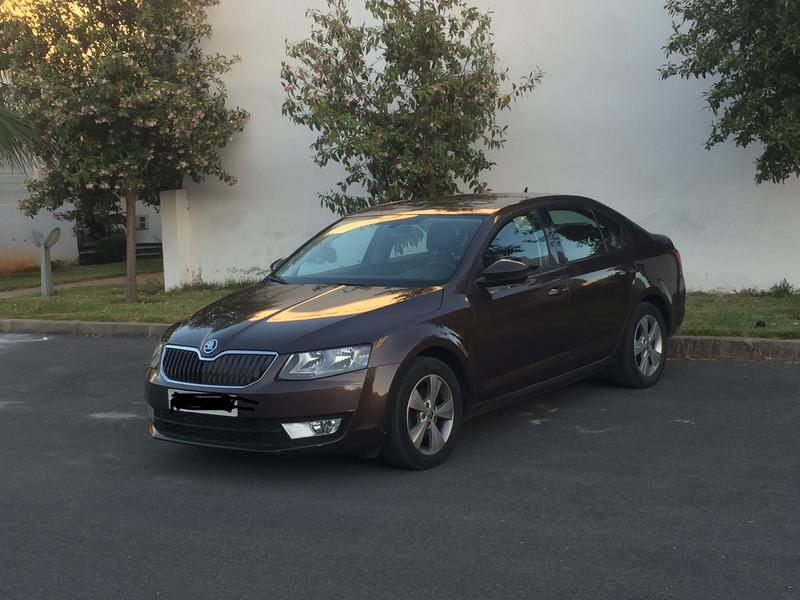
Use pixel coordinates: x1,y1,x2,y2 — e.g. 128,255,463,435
0,167,79,272
135,203,162,245
1,167,162,271
170,0,800,291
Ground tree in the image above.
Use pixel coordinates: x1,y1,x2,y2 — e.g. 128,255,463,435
281,0,542,215
661,0,800,184
0,97,35,170
1,0,248,301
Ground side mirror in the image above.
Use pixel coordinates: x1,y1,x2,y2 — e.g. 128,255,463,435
477,259,529,287
270,258,285,272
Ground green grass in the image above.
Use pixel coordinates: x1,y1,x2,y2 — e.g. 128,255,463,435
0,283,241,323
0,282,798,339
680,293,800,339
0,258,164,292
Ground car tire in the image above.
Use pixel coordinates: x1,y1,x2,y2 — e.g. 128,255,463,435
613,301,668,388
380,357,463,470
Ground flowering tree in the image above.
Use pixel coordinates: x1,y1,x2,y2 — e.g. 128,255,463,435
282,0,542,215
0,0,248,301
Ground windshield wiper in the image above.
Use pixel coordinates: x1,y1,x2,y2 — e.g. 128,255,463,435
264,274,287,284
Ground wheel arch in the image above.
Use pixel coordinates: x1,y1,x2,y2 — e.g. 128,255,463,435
396,337,475,417
638,288,673,335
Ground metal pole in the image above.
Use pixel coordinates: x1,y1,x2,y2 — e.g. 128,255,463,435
32,228,60,298
41,245,53,297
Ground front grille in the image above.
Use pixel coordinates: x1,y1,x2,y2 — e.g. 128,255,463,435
152,408,289,448
161,346,276,387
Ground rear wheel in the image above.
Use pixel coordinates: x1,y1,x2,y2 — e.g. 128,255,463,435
613,302,668,388
381,357,462,470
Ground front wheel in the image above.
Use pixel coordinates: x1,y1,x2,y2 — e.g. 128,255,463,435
613,302,668,388
381,357,462,470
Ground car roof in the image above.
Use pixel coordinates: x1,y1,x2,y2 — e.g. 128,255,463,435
348,193,593,217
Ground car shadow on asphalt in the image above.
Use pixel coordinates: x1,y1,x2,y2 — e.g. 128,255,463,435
140,374,640,483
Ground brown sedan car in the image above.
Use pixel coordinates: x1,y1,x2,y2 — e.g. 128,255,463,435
145,194,685,469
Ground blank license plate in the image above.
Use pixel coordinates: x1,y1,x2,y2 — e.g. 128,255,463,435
168,389,238,417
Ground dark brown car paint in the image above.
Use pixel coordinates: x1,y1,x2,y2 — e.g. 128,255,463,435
146,194,685,454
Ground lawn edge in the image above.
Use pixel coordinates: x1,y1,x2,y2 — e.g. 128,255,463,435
2,319,800,362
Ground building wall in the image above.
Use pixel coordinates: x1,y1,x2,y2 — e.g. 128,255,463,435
168,0,800,291
0,167,162,272
134,203,162,246
0,167,79,272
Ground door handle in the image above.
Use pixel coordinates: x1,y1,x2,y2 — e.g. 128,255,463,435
547,287,564,296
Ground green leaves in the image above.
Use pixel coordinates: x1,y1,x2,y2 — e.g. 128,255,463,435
0,96,36,171
1,0,249,217
662,0,800,184
282,0,542,214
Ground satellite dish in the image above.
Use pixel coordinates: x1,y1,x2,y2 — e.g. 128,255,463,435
31,227,60,249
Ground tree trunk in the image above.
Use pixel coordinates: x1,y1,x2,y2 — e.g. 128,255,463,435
125,190,138,303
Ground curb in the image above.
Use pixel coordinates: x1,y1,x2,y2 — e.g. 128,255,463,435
668,335,800,363
0,319,167,339
1,319,799,363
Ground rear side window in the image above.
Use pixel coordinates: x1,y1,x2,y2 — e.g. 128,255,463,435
595,212,626,251
547,208,605,262
483,212,552,269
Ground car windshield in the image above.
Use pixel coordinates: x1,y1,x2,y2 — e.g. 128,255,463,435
274,213,485,286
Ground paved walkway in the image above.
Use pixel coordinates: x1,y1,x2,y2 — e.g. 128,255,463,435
0,272,164,299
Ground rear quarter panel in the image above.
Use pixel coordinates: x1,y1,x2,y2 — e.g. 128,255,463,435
633,238,686,335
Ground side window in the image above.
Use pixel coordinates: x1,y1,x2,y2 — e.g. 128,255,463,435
548,208,605,262
483,212,552,269
595,212,626,251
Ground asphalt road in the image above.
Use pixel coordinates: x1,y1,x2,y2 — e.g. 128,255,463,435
0,334,798,600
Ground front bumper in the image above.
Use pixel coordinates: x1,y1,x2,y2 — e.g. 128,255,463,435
145,359,400,454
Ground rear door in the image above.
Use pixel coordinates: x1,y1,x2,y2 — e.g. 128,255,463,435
542,203,635,367
469,209,573,400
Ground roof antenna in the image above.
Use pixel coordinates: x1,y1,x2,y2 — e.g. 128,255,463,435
523,187,528,193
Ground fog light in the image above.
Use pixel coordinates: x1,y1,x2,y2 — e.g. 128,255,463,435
282,418,342,440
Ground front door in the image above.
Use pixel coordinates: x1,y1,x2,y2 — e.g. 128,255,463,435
469,210,572,401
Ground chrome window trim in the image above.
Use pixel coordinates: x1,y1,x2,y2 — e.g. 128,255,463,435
159,344,278,389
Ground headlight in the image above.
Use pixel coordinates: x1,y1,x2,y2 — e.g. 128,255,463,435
149,342,164,369
279,345,371,380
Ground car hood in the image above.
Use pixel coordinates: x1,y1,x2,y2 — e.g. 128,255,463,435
167,282,444,354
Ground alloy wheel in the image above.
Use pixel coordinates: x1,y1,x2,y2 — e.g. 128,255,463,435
406,374,455,456
633,315,663,377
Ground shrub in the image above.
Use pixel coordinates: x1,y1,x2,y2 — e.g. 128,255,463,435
95,234,126,264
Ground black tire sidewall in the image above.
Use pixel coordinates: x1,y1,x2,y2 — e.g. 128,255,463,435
618,302,668,388
381,357,463,470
